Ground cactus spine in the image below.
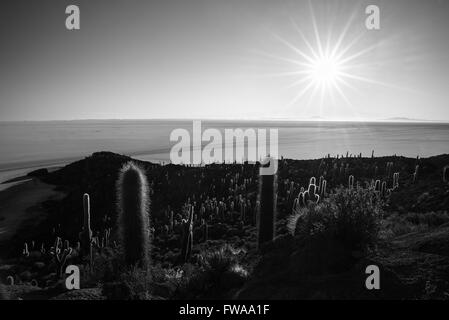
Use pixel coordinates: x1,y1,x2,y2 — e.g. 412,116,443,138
257,169,276,249
117,162,150,268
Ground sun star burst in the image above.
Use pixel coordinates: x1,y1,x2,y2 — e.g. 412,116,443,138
258,3,396,116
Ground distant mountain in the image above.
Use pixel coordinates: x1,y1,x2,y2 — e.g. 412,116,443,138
383,117,433,122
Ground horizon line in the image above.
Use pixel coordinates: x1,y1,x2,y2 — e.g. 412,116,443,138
0,117,448,124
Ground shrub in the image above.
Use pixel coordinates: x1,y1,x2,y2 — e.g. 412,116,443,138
176,245,248,299
290,187,382,271
102,266,152,300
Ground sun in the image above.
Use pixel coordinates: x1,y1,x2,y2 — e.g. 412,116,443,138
309,54,342,86
258,3,393,111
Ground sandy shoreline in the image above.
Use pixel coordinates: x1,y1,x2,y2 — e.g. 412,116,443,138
0,179,65,243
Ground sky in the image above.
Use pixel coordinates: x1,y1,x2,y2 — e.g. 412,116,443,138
1,0,449,121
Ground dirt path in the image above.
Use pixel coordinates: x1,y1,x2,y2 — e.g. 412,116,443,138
0,179,64,243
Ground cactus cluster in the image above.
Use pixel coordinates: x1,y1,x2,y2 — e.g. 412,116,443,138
116,162,150,268
50,237,73,278
292,176,324,215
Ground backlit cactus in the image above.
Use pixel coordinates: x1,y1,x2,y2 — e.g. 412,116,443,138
181,206,194,262
116,162,150,268
393,172,399,190
22,243,29,258
320,179,327,197
257,169,276,249
413,165,419,183
348,175,354,190
50,237,72,278
374,180,381,192
443,165,449,183
381,181,387,198
318,176,324,193
79,193,93,269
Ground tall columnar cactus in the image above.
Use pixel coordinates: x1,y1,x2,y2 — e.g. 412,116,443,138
169,210,174,232
374,180,381,192
22,243,29,258
348,175,354,190
181,206,194,262
443,165,449,183
393,172,400,189
257,170,276,249
117,162,150,268
79,193,93,269
381,181,387,198
318,176,324,193
413,165,419,183
320,180,327,197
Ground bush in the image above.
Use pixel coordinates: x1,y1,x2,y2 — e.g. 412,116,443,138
288,187,382,273
176,245,248,299
102,266,152,300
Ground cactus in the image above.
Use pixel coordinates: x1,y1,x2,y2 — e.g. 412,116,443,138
318,176,324,193
169,211,174,232
116,162,150,268
348,175,354,190
79,193,93,269
320,180,327,197
181,206,194,262
257,169,276,249
393,172,400,189
308,183,320,203
443,165,449,183
381,181,387,198
374,180,381,192
413,165,419,183
22,243,29,258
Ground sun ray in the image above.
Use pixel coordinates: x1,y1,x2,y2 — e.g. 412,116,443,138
262,2,408,114
271,32,316,65
308,0,325,57
290,18,320,60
